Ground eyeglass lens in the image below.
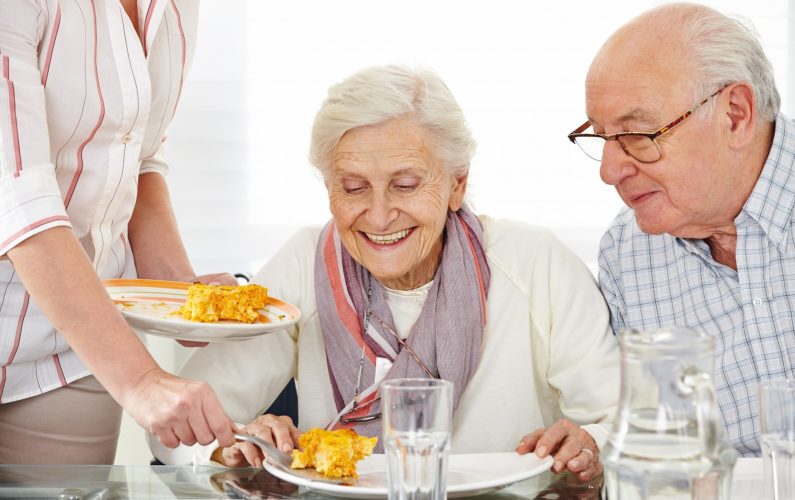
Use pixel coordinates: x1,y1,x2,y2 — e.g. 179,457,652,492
574,135,661,163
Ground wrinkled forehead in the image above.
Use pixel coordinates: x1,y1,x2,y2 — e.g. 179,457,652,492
584,30,692,129
329,119,442,178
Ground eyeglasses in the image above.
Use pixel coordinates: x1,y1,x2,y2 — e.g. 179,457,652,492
567,87,724,163
339,396,382,424
338,308,437,425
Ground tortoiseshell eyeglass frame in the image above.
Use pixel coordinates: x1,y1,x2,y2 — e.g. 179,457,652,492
567,87,726,163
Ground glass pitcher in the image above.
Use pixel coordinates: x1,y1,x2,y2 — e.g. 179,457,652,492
602,327,736,499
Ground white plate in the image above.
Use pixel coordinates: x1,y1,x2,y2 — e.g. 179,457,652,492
264,452,553,499
103,279,301,342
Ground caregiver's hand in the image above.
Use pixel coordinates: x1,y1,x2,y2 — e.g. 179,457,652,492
191,272,239,287
515,418,602,480
124,368,237,449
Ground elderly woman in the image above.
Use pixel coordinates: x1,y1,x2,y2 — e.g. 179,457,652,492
176,65,618,480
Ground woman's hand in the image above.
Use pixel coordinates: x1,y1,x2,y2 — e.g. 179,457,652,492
124,368,237,449
191,272,240,286
515,419,602,480
214,414,302,468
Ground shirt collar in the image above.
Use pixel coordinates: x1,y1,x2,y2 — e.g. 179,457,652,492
738,113,795,251
138,0,169,58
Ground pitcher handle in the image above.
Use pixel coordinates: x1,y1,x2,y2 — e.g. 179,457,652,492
679,366,720,460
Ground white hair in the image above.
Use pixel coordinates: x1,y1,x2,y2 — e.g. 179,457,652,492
309,65,476,177
650,3,780,122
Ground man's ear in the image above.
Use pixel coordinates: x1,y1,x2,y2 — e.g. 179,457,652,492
723,82,757,149
448,171,469,211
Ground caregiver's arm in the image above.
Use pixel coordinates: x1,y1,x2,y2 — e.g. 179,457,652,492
128,172,236,285
8,227,236,448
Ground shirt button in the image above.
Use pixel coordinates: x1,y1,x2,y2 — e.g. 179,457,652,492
122,134,133,144
752,297,763,306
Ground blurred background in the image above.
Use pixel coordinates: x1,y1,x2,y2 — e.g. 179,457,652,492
116,0,794,464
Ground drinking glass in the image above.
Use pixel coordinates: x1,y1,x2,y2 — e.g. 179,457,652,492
381,378,453,500
759,379,795,500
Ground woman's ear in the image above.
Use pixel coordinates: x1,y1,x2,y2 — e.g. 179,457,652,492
448,172,469,211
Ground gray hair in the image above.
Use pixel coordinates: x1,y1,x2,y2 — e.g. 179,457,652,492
646,3,780,122
309,65,476,177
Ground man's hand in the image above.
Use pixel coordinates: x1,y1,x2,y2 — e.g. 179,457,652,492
515,419,602,480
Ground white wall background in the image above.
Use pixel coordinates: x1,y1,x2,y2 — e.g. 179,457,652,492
115,0,793,464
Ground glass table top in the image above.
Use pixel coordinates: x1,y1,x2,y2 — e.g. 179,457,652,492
0,464,601,499
0,458,762,499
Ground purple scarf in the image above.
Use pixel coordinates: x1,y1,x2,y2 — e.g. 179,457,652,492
314,207,490,441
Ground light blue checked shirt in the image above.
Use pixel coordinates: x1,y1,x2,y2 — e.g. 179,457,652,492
598,114,795,457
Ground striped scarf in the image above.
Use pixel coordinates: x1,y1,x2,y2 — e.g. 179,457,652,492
313,207,490,442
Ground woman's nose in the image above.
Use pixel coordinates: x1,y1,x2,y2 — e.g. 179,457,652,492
599,140,637,186
366,192,399,229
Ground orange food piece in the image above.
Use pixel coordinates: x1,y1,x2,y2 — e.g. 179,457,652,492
177,283,268,323
291,428,378,478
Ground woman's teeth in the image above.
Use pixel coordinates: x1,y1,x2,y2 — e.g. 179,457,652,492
365,229,410,245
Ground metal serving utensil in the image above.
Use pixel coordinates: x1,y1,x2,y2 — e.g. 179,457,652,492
234,433,355,485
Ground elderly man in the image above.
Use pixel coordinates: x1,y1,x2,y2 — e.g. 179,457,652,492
568,2,794,457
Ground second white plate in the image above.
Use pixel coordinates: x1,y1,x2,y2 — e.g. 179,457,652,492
264,452,553,499
104,279,301,342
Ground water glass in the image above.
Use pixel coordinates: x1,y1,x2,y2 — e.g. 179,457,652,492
759,379,795,500
381,378,453,500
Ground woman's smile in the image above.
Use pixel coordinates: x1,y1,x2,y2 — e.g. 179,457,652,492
361,228,412,246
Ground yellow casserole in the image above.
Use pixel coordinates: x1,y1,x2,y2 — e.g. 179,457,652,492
291,428,378,479
177,283,268,323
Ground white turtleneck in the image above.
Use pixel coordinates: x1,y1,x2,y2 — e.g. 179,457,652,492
383,280,433,339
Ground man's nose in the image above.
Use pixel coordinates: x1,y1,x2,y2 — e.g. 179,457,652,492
599,140,637,186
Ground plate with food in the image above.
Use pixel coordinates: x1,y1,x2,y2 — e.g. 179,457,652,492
257,427,553,499
103,279,300,341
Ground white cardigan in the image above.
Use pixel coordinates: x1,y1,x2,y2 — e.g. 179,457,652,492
175,216,619,462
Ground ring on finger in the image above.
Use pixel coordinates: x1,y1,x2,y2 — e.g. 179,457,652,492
580,448,595,460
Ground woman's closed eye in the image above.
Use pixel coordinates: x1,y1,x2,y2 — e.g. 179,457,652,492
392,178,420,192
342,180,368,194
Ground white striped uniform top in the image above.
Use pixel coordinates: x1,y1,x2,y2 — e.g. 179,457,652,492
0,0,198,403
